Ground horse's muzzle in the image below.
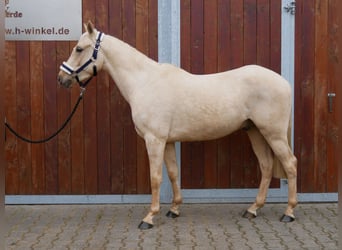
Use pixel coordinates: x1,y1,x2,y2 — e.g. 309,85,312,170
57,73,73,88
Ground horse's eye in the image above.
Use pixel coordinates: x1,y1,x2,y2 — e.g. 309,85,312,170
75,46,83,53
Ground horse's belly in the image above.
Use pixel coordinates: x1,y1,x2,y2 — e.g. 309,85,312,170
167,115,244,142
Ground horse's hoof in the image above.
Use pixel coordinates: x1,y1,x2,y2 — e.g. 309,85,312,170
138,221,154,230
166,211,179,218
242,210,256,219
280,214,295,223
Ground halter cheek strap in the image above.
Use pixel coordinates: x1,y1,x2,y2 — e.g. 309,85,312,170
60,32,104,88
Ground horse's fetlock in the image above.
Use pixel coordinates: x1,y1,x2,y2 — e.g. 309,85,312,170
150,205,160,214
255,198,265,208
177,196,183,204
289,198,298,208
173,196,183,205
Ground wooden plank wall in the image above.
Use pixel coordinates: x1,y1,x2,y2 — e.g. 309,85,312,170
180,0,281,189
295,0,339,192
5,0,157,195
5,0,340,195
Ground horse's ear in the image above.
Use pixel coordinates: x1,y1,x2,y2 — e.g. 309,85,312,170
84,21,94,34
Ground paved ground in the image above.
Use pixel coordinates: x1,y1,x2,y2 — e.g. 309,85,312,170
5,203,338,250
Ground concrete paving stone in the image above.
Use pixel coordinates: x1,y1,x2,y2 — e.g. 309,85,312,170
5,203,338,250
320,243,339,250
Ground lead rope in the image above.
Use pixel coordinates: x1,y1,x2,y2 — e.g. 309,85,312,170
5,88,85,144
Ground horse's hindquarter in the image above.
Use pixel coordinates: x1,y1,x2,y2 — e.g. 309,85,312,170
131,65,292,142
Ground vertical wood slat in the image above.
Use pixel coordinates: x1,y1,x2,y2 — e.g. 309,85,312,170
56,42,71,194
243,0,257,65
5,42,18,194
96,0,111,194
70,83,85,194
302,0,316,192
83,0,98,194
295,0,316,192
217,0,230,71
257,0,270,67
30,41,45,194
180,0,191,72
16,42,32,194
269,0,281,73
314,0,328,192
43,41,58,194
326,0,339,192
330,0,342,193
148,0,158,61
230,0,244,68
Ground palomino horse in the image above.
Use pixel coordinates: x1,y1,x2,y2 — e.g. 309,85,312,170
58,22,297,230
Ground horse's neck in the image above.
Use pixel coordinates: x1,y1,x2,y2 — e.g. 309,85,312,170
102,36,158,103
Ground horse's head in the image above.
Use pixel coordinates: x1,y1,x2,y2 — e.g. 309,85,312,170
57,21,105,88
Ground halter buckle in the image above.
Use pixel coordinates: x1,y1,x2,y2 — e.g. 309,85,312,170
80,87,86,97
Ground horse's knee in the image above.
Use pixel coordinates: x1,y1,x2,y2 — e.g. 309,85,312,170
150,173,162,189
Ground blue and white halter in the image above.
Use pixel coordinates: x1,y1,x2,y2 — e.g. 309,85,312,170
60,31,105,88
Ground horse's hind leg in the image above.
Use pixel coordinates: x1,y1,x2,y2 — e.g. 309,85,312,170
243,127,274,218
164,142,183,218
267,136,297,222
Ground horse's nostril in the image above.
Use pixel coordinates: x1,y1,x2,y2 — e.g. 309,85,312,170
57,75,63,84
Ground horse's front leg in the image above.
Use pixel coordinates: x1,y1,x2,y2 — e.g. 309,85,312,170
164,142,182,218
138,134,166,230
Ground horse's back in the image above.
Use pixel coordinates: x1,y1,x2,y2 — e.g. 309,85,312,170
167,64,292,120
162,64,290,99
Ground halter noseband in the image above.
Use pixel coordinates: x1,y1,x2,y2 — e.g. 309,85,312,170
60,31,104,88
